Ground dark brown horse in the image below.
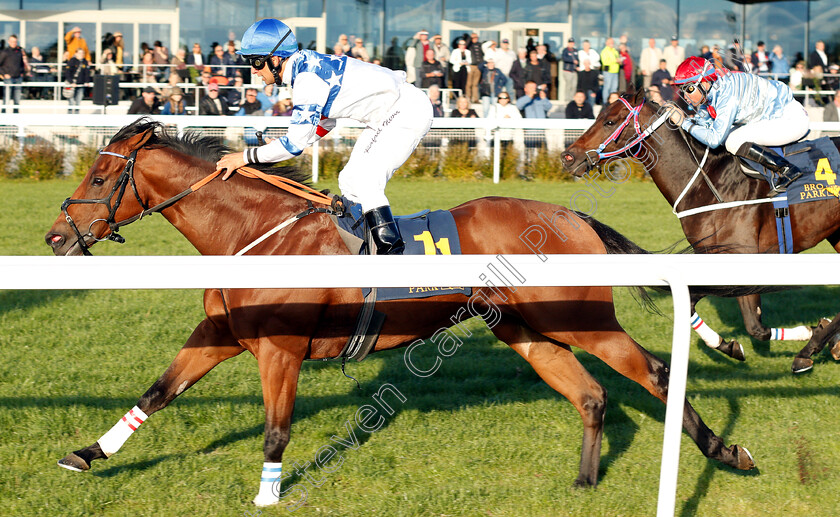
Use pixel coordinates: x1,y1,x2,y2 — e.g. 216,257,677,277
562,85,840,371
46,119,756,507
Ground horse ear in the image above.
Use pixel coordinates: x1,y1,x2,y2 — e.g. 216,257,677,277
625,82,635,98
124,128,155,151
634,84,646,104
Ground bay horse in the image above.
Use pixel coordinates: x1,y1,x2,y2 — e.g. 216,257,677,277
46,118,757,507
562,85,840,372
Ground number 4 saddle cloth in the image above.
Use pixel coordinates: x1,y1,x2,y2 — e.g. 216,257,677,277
329,196,472,301
740,136,840,204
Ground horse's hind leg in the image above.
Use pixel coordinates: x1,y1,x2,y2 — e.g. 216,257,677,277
555,326,755,471
57,315,243,472
792,312,840,373
491,318,606,487
690,292,745,361
739,294,813,343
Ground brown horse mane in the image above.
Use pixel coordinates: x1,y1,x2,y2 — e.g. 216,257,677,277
109,117,313,186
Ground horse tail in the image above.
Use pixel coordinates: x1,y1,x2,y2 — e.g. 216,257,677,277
575,211,791,305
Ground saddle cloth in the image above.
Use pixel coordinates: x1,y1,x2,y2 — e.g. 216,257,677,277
331,196,471,301
741,136,840,205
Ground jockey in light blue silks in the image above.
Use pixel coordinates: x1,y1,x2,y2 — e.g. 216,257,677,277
669,56,810,196
216,19,433,254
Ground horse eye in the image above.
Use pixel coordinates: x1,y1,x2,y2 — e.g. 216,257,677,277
92,177,105,187
605,120,616,127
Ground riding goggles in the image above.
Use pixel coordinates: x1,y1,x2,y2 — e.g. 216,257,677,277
246,30,292,70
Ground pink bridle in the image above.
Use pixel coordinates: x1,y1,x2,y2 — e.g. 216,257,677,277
584,97,670,167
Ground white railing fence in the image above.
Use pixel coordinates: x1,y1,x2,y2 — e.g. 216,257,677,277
2,253,839,517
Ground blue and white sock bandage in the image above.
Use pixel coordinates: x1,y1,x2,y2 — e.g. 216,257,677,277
255,461,283,504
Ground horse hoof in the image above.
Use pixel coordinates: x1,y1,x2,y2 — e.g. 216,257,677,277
253,494,280,507
735,445,755,470
572,478,596,489
58,452,90,472
830,339,840,361
791,357,813,374
718,340,746,361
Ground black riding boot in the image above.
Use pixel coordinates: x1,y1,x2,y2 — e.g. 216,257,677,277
735,142,803,197
365,206,404,255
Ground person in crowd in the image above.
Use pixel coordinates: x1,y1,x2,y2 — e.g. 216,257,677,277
822,89,840,123
64,47,90,114
517,80,551,118
350,38,370,62
236,88,263,115
65,26,91,62
751,41,770,74
153,40,169,81
468,32,485,73
161,86,187,115
100,48,118,76
420,48,444,88
335,34,350,55
431,34,450,86
509,47,528,99
640,38,663,89
0,34,28,112
412,30,431,87
607,91,620,104
487,90,520,120
560,38,578,103
536,43,557,99
209,44,228,78
668,55,810,196
651,58,673,101
479,58,507,117
199,82,229,115
172,47,190,82
577,58,599,106
226,40,245,81
186,42,204,77
139,50,157,84
332,44,346,57
525,49,550,94
565,90,594,119
449,39,473,99
128,86,161,114
215,18,433,255
495,38,516,94
809,40,828,72
618,42,633,93
256,83,278,112
111,32,125,68
450,95,477,118
225,74,245,107
577,40,600,73
699,45,713,60
826,64,840,91
663,36,685,75
427,84,444,117
269,91,293,116
28,46,52,99
789,61,806,90
598,37,621,102
769,45,789,80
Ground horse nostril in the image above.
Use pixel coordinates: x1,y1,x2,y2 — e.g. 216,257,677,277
563,152,575,163
46,233,64,247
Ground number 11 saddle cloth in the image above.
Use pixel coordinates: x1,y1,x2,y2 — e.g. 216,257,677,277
329,196,472,301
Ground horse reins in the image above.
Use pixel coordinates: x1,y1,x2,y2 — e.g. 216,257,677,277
62,148,335,255
583,97,670,167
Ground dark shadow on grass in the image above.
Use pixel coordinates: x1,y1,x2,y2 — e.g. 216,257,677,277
0,289,88,316
93,453,185,478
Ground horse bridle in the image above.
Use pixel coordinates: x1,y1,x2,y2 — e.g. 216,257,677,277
61,148,220,256
583,97,671,168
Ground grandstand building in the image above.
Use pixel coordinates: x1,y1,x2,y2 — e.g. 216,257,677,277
0,1,837,68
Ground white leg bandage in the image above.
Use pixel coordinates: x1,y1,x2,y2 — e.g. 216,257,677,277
691,312,721,348
770,326,812,341
97,406,148,457
253,462,283,507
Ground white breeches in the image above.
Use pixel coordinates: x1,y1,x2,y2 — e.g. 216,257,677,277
338,83,433,212
725,102,810,154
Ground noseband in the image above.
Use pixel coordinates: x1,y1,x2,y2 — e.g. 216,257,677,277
60,149,147,256
583,97,670,167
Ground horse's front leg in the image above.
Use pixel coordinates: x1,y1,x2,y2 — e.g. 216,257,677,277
57,316,243,472
689,292,745,361
252,342,306,507
792,314,840,373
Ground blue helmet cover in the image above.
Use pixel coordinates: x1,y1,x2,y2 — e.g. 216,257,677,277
238,19,297,57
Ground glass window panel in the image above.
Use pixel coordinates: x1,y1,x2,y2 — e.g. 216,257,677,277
327,0,384,59
509,1,568,23
24,22,59,63
612,0,677,65
101,0,176,7
744,1,805,71
809,0,840,64
23,0,97,8
0,1,18,8
0,21,20,44
679,0,742,60
257,0,321,19
139,24,171,51
178,0,256,53
102,23,134,66
295,27,318,51
444,0,505,23
571,0,609,51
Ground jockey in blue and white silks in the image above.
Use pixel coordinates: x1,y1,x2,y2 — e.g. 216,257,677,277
216,18,433,254
670,56,809,196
